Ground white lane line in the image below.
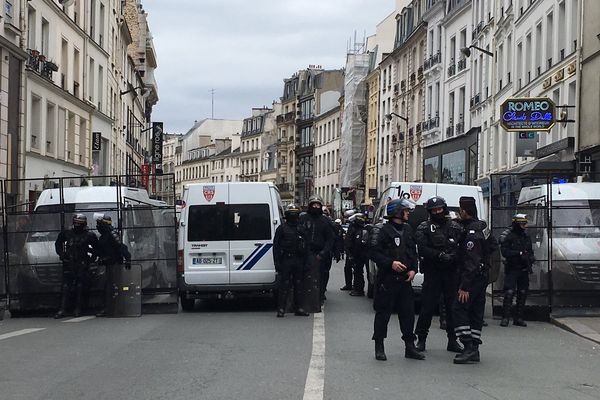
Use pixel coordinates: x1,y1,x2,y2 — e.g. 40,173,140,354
62,316,96,323
0,328,46,341
303,309,325,400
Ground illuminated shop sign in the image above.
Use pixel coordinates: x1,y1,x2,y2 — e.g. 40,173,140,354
500,97,556,132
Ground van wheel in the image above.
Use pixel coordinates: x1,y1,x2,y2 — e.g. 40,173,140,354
180,294,195,312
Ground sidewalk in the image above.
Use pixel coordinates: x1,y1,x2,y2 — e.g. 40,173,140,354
551,316,600,345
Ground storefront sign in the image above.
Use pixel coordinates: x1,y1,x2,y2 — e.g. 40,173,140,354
92,132,102,151
141,164,150,188
536,137,574,159
152,122,163,164
500,97,556,132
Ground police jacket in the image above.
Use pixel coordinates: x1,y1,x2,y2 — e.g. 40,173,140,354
273,222,307,266
55,228,99,265
457,218,489,292
415,218,463,271
368,221,418,280
299,213,334,258
333,224,345,255
344,223,368,259
98,227,131,265
500,227,535,271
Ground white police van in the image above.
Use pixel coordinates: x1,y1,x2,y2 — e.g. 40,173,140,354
368,182,486,299
177,182,284,310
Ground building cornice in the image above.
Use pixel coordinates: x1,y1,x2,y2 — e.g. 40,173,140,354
0,35,28,60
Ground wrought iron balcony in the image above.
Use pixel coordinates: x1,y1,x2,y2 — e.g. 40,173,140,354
447,63,456,77
26,49,58,82
457,58,467,72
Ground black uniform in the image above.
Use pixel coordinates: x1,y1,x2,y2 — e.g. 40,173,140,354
96,222,131,315
273,220,307,314
345,222,370,295
54,228,99,316
370,221,419,343
415,217,463,344
333,223,345,262
299,211,334,312
500,226,534,324
452,218,490,347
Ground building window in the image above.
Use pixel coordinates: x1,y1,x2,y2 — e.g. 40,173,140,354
441,150,466,184
424,156,439,183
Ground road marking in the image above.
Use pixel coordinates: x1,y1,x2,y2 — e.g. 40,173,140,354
0,328,45,341
62,316,96,323
303,308,325,400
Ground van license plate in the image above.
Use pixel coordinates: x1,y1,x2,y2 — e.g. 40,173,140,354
193,257,223,265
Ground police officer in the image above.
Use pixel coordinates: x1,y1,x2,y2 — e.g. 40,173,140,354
453,197,497,364
499,214,535,327
333,218,345,263
415,197,464,353
340,209,356,291
369,199,424,361
346,213,370,297
300,195,335,312
95,214,132,317
273,204,309,317
54,214,99,319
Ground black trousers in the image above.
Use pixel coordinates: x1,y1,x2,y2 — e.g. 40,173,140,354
320,254,333,300
372,275,416,342
352,257,369,292
503,267,530,292
415,268,458,340
59,262,89,312
277,256,306,312
343,257,353,288
304,252,324,313
452,274,487,345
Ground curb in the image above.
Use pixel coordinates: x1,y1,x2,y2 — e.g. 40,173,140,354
550,317,600,345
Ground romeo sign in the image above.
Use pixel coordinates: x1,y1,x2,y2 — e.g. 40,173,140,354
500,97,556,132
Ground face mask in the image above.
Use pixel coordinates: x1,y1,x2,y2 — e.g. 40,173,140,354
286,214,299,224
308,207,322,216
431,213,445,223
73,225,85,232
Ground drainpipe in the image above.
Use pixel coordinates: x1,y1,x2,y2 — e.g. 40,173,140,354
573,0,584,162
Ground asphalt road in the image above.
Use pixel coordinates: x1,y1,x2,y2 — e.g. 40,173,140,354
1,261,600,400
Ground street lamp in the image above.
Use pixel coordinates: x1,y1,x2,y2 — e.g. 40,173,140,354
120,86,146,96
385,112,409,124
460,45,494,58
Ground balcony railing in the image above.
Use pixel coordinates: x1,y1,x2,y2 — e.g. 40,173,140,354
26,49,58,82
446,125,454,138
424,51,442,71
470,93,481,108
456,121,464,135
447,62,456,77
457,58,467,72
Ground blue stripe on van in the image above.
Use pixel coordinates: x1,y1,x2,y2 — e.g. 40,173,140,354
242,244,273,271
236,245,264,271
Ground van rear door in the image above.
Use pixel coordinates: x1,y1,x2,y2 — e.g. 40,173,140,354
184,184,230,285
228,183,276,285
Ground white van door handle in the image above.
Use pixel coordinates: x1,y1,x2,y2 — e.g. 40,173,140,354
234,255,243,261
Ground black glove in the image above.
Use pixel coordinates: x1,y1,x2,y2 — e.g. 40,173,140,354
438,251,453,263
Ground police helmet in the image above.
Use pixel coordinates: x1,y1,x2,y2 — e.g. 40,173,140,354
354,213,367,224
343,209,356,219
334,218,342,224
426,196,448,211
512,213,528,224
385,198,412,219
285,203,301,218
73,213,87,227
308,195,323,208
96,214,112,226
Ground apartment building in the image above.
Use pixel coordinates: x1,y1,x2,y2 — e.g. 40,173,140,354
240,107,271,182
276,75,299,205
314,105,341,206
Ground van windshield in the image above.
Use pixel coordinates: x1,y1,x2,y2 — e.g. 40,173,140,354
187,204,271,242
552,200,600,238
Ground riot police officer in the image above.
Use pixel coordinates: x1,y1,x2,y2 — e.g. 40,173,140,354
499,214,535,327
273,204,309,317
453,197,498,364
333,218,345,263
95,214,132,317
340,209,356,291
54,214,99,319
345,213,370,296
369,198,424,361
299,195,334,312
415,197,464,353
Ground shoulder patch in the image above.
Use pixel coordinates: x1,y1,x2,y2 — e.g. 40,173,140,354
466,241,475,250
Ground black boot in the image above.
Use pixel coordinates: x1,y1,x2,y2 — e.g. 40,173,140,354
453,342,480,364
349,290,365,296
375,339,387,361
500,290,513,327
416,337,426,352
447,339,463,353
404,341,425,360
340,285,352,291
54,290,69,319
439,299,447,330
276,309,285,318
294,309,309,316
73,283,84,318
513,289,528,327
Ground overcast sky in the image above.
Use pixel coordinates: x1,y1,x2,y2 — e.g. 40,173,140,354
142,0,393,134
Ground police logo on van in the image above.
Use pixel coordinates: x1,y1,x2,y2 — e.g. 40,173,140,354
203,185,216,202
410,185,423,202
